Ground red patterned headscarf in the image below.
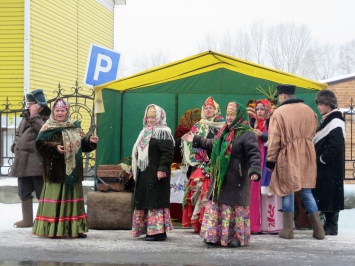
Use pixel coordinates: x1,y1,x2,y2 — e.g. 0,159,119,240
255,100,272,140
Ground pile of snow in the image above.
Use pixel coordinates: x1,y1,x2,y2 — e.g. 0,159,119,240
0,177,94,187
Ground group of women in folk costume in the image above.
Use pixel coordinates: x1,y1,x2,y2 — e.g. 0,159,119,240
180,97,225,233
129,96,282,245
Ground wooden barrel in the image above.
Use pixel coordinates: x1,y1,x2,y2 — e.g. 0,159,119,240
87,191,133,230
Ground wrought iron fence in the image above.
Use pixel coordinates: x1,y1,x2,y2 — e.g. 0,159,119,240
0,81,96,179
343,97,355,180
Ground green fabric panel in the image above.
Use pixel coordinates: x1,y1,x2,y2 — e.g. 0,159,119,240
97,89,122,167
121,93,176,160
128,69,223,94
220,68,314,95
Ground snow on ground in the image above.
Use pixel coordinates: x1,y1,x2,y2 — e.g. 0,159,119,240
0,177,94,187
1,203,354,237
0,203,88,233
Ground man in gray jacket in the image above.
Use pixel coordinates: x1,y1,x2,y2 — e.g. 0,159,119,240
10,89,51,228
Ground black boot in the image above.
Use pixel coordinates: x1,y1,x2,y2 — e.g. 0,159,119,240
324,211,339,236
145,232,167,241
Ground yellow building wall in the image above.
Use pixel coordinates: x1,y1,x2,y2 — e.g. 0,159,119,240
0,0,24,111
30,0,114,132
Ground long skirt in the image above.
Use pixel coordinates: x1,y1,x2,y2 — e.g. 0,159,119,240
182,168,210,233
132,208,173,237
200,200,251,247
32,181,88,238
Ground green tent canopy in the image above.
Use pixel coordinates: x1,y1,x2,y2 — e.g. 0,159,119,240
94,51,328,166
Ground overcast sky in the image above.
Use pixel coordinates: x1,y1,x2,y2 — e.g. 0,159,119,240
113,0,355,76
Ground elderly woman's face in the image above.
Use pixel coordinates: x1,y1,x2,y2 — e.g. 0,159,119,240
226,114,236,126
54,109,67,122
147,116,156,127
203,105,215,119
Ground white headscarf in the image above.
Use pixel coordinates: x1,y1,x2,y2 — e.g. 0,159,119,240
131,104,174,180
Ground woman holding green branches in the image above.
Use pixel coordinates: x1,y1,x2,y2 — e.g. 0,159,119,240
32,98,98,238
183,101,261,247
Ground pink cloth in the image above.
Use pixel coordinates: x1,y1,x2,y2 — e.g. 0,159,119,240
250,126,266,233
250,141,264,232
250,125,283,233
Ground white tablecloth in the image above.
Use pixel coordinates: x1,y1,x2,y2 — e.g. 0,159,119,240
170,170,188,203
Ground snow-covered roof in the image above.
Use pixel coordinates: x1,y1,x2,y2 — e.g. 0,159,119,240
318,73,355,85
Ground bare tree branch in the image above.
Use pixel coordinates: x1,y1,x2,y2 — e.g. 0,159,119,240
132,50,170,74
338,39,355,74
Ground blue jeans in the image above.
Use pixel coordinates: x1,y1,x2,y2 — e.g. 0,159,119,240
282,189,318,214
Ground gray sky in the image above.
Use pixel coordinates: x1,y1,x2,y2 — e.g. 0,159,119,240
113,0,355,76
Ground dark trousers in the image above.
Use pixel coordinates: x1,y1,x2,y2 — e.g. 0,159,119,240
18,176,43,200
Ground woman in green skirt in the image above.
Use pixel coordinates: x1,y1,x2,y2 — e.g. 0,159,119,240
32,98,98,238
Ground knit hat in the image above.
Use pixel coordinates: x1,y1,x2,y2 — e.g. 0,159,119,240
226,102,237,115
315,89,338,109
26,89,47,107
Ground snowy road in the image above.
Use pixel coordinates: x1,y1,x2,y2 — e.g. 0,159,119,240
0,203,355,266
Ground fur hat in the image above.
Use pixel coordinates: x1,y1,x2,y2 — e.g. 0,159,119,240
26,89,47,107
275,84,296,98
315,89,338,109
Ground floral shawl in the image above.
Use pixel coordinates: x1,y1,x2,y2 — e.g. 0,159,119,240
182,100,225,166
210,101,253,198
36,99,86,187
131,104,174,180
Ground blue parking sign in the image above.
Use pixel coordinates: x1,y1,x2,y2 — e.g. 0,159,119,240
84,44,121,87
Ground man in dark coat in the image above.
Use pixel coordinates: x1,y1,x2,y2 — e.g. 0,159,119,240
312,89,345,235
10,89,50,228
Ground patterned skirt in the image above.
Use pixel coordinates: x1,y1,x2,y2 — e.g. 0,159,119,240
132,208,173,237
200,200,251,247
32,182,88,238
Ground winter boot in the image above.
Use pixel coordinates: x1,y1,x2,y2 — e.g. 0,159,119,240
309,211,325,240
14,199,34,228
279,211,294,239
324,211,339,236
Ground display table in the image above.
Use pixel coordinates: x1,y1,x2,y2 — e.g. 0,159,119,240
170,170,188,220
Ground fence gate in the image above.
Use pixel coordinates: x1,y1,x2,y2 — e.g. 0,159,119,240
0,81,96,179
343,97,355,180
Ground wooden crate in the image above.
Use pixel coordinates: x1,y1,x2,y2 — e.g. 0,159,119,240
96,165,129,192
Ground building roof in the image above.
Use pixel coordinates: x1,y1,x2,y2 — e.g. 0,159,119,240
318,73,355,86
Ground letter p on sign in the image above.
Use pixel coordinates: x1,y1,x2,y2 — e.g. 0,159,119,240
84,44,121,88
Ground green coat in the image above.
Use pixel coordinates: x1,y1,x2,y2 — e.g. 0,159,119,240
132,137,174,210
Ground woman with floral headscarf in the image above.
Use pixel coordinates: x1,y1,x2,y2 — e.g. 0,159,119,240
130,104,174,241
250,100,283,234
32,98,98,238
183,101,261,247
180,97,225,233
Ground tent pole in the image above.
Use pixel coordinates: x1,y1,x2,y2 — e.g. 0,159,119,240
120,91,125,160
175,93,179,129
